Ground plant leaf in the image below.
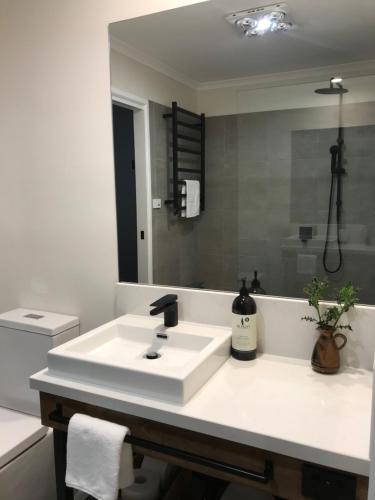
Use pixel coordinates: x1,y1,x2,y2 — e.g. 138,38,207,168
301,316,317,323
302,278,357,332
336,324,353,331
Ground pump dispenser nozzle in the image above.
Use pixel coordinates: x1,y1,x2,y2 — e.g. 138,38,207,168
249,271,266,295
240,278,248,296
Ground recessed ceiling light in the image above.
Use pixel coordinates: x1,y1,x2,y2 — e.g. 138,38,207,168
257,16,272,32
226,3,293,38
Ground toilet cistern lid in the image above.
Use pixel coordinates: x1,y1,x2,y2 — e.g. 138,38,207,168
0,308,79,336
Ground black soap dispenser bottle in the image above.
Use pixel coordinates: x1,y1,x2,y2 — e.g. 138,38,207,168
248,271,266,295
231,278,257,361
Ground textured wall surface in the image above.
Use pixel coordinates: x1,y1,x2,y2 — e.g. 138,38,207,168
194,114,239,292
289,122,375,303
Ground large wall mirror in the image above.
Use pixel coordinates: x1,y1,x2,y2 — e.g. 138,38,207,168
109,0,375,304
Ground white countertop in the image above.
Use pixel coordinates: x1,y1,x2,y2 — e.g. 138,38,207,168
30,354,372,476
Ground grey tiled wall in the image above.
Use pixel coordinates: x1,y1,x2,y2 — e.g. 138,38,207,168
149,101,199,288
194,115,239,291
149,100,375,304
149,102,239,291
291,125,375,226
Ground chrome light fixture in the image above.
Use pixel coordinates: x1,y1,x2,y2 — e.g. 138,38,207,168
226,3,293,38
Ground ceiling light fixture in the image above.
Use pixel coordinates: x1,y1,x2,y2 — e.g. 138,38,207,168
226,3,293,38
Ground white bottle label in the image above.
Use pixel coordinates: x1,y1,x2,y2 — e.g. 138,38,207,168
232,313,257,351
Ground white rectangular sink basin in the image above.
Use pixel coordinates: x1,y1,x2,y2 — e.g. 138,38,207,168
47,314,231,404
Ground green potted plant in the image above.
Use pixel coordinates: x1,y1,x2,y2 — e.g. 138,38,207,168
302,277,359,374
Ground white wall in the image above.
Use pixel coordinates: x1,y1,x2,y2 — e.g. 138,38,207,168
0,0,204,332
109,50,375,118
116,283,375,371
198,74,375,117
110,48,197,111
109,45,375,118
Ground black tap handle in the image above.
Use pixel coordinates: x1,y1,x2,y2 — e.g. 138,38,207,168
150,294,178,308
150,295,179,326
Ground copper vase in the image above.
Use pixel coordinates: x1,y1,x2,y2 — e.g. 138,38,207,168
311,328,347,374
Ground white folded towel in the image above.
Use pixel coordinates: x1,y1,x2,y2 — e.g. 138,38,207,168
66,413,134,500
181,180,200,218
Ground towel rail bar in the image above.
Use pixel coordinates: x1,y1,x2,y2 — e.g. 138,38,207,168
177,146,201,155
177,133,201,143
177,167,201,173
177,105,201,120
177,120,201,130
48,405,274,484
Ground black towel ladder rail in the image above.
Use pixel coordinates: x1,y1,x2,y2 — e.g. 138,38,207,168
163,101,205,215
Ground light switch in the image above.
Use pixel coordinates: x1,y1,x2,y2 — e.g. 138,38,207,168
152,198,162,209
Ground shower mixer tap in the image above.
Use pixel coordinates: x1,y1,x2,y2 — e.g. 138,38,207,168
330,145,346,175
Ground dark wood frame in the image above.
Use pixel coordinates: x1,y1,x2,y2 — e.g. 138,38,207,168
40,392,368,500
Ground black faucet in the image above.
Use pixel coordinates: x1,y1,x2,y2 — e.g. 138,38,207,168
150,294,178,327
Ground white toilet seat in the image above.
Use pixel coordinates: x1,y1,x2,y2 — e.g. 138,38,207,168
0,406,47,469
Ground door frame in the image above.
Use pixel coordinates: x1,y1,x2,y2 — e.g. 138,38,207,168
111,88,153,284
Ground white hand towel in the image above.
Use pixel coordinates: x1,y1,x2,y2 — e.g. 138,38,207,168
181,180,200,218
66,413,134,500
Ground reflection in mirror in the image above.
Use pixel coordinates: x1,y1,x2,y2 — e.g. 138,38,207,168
109,0,375,304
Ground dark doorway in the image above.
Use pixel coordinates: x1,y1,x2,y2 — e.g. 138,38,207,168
112,104,138,282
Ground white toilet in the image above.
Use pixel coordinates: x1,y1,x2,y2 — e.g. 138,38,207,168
0,308,79,500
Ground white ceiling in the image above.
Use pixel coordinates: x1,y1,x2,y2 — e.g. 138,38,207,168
109,0,375,84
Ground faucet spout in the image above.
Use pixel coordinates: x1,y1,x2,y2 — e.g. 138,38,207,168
150,294,178,327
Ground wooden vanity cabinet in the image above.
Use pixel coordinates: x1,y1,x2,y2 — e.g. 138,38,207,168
40,392,368,500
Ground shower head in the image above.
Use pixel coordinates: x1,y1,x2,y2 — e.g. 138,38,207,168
315,77,348,95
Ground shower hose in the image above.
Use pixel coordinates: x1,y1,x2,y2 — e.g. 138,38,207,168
322,144,343,274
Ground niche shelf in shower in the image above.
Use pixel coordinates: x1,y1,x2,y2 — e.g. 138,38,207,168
163,102,205,215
